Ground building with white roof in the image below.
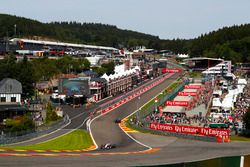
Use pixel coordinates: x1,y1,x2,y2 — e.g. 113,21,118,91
101,65,140,96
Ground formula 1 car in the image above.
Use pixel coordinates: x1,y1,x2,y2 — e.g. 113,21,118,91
115,118,121,123
100,143,116,150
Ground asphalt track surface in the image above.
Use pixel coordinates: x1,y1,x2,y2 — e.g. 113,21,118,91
1,73,250,166
90,73,180,153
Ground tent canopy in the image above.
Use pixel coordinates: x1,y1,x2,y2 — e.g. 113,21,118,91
212,98,222,107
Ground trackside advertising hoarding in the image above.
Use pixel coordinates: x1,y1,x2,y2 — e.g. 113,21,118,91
162,69,182,73
150,123,229,137
178,92,197,96
184,85,202,89
166,100,189,106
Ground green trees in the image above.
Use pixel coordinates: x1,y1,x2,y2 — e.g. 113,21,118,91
91,61,115,76
0,14,159,48
32,58,60,81
101,61,115,75
56,56,91,74
5,115,35,132
45,102,60,123
16,56,36,96
1,13,250,64
0,55,35,96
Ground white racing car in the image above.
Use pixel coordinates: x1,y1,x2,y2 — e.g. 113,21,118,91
100,143,116,150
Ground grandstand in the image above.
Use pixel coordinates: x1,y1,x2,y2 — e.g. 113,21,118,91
0,38,118,57
184,57,223,71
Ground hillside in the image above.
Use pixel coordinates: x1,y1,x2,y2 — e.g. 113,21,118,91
0,13,250,63
188,24,250,62
0,14,159,48
161,24,250,63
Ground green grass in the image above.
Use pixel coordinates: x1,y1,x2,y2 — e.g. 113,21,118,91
230,135,250,142
140,81,180,112
0,129,93,150
188,71,202,78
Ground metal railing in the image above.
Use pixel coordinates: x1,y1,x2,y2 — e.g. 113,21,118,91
137,79,189,118
0,115,70,145
98,73,171,111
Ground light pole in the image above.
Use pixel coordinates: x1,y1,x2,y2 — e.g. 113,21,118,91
154,98,158,113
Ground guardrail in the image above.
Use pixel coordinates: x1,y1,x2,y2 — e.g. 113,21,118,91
98,73,174,111
0,115,70,145
136,79,189,119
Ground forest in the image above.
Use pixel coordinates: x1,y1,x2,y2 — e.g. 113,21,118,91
1,14,250,63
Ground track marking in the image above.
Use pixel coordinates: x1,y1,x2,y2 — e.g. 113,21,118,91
0,148,160,156
0,73,176,156
119,118,138,133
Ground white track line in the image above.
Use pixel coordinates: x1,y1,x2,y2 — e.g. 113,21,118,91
5,114,71,146
118,76,180,151
89,74,177,151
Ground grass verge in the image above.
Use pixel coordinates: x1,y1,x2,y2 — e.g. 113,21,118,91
140,81,179,112
0,129,93,150
230,135,250,142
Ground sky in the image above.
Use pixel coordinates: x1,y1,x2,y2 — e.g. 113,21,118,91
1,0,250,39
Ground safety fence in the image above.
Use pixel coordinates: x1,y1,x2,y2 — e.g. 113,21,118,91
128,121,216,142
98,72,173,111
126,79,217,142
0,115,70,145
125,76,227,142
136,79,189,119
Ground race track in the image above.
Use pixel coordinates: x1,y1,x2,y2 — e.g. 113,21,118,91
1,72,250,167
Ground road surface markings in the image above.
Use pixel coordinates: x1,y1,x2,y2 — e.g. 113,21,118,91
0,148,160,156
119,118,138,133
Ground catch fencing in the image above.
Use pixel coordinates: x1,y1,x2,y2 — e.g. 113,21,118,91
0,115,70,145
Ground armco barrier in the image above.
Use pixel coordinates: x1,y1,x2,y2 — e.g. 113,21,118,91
128,121,217,142
0,115,70,145
134,156,242,167
137,80,188,119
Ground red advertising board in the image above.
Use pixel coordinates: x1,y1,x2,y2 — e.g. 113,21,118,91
150,123,229,137
178,92,197,96
162,69,182,73
184,85,202,89
166,100,189,106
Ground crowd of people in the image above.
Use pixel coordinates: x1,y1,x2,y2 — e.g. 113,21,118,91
145,78,249,133
231,81,250,123
146,112,208,127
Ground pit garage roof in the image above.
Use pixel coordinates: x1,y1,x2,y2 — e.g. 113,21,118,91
174,96,193,101
183,89,198,92
162,106,185,113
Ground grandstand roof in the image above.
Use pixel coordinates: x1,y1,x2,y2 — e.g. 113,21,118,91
184,57,223,61
10,38,118,51
101,65,140,81
162,106,184,113
183,89,198,92
174,96,192,101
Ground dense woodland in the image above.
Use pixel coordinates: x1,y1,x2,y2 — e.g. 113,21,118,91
1,14,250,63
